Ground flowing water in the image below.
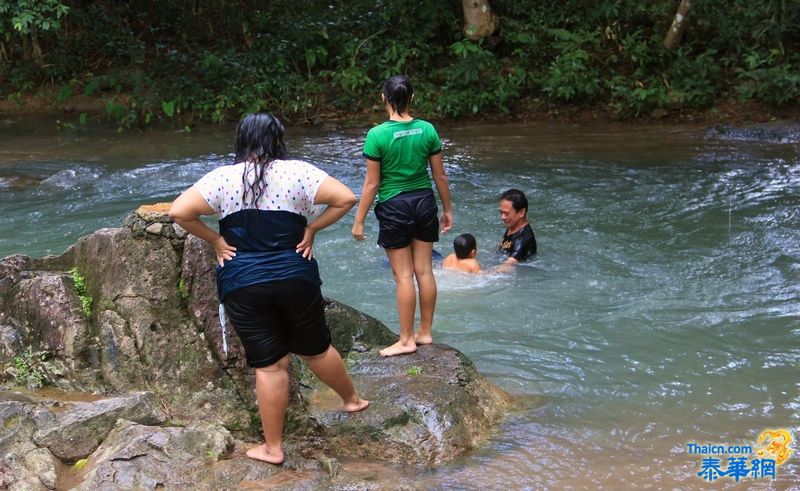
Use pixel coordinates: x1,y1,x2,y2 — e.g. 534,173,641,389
1,116,798,489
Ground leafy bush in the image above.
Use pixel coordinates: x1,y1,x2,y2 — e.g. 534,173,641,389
736,50,800,105
540,29,602,103
1,0,798,125
13,347,47,388
70,267,92,317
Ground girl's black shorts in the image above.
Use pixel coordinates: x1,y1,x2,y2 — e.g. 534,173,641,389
223,279,331,368
374,188,439,249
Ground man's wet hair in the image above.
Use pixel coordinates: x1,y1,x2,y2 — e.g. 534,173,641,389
453,233,477,259
500,188,528,214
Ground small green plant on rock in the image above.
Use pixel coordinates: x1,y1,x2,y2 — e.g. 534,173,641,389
178,278,188,302
13,347,48,388
406,366,423,376
69,267,93,317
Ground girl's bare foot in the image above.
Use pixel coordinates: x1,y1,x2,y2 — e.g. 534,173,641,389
344,398,370,412
379,340,417,357
414,332,433,345
246,443,284,465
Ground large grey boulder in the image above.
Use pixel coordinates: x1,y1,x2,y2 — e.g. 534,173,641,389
74,419,234,490
0,205,515,488
5,271,88,366
33,391,168,461
299,343,512,465
0,398,60,491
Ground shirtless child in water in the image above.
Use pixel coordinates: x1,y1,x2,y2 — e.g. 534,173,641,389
443,233,481,274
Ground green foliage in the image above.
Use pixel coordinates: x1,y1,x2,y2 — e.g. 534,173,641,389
432,39,525,117
541,28,602,103
69,267,92,317
178,277,188,303
13,346,47,388
0,0,69,34
162,99,175,118
406,366,423,376
0,0,798,124
736,49,800,105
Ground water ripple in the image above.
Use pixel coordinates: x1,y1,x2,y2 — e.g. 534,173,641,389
1,122,798,488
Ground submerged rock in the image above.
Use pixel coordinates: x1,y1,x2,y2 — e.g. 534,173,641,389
0,206,515,488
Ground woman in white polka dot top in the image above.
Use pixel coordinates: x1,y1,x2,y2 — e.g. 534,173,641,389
170,111,369,465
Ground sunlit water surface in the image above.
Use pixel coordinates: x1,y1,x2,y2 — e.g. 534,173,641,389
1,117,798,489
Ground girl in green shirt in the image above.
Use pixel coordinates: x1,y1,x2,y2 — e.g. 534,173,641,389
352,75,453,357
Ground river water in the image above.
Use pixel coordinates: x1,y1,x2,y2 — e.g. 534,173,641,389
1,117,798,489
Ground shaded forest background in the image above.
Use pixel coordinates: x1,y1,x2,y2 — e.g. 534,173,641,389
1,0,798,128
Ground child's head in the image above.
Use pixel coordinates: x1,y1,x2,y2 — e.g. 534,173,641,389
382,75,414,116
453,233,477,259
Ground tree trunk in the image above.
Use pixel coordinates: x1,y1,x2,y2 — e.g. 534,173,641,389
31,28,45,66
663,0,691,50
22,34,31,62
462,0,499,41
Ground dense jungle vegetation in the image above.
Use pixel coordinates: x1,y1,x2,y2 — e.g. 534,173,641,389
1,0,798,128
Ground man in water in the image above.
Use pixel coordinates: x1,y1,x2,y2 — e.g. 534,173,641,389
497,189,537,270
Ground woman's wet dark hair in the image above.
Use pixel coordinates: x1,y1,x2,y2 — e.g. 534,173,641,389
234,111,287,208
382,75,414,116
500,188,528,214
453,233,477,259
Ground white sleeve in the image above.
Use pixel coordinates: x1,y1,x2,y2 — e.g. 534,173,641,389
194,167,227,215
296,161,328,219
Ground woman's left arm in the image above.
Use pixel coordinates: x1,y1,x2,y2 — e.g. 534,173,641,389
430,153,453,234
296,176,357,259
169,187,237,266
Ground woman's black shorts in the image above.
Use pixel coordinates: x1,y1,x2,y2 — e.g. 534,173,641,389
223,279,331,368
374,188,439,249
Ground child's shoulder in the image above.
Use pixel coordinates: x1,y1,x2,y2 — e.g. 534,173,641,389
464,258,481,273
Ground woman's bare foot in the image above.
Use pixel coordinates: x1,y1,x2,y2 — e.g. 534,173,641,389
344,397,370,412
246,443,284,465
414,332,433,345
379,340,417,357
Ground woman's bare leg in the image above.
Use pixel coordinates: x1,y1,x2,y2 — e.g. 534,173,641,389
411,239,436,345
246,355,290,464
381,246,418,357
301,345,369,412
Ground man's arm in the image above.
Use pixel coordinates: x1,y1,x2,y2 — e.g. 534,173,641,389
497,255,519,272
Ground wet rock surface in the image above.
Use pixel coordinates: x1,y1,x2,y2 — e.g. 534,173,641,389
0,207,515,488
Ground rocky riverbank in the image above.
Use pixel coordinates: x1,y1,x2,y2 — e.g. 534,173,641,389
0,205,515,489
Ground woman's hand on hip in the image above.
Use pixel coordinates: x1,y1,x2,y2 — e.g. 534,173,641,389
296,227,316,260
213,236,237,267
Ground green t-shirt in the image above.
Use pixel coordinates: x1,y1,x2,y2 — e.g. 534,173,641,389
362,119,442,202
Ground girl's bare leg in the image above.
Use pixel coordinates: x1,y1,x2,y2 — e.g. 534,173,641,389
381,246,418,356
411,239,436,345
